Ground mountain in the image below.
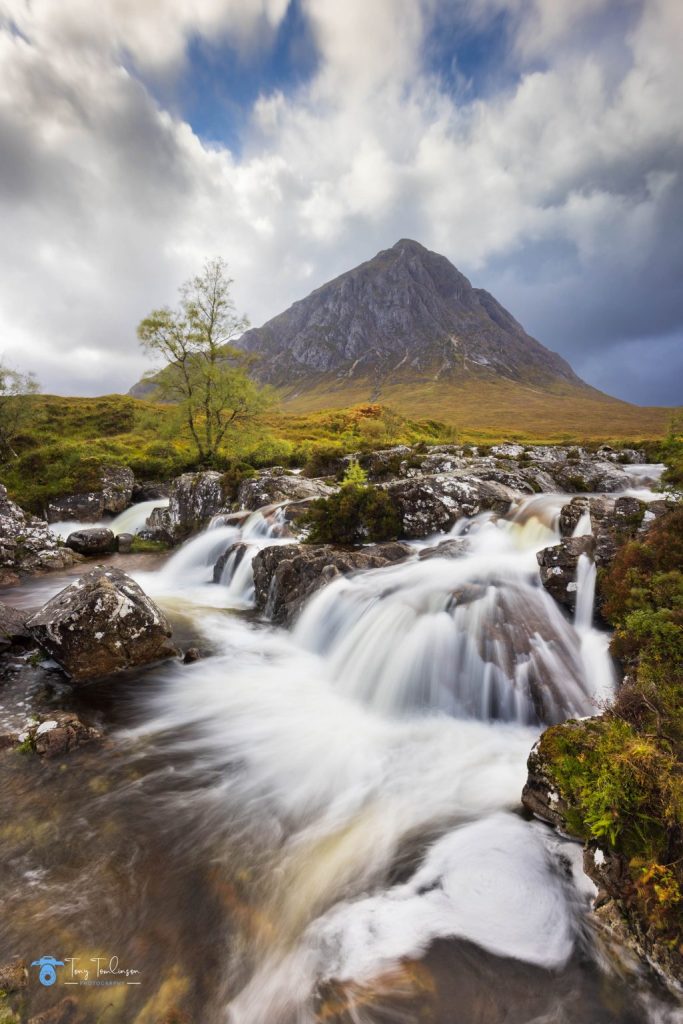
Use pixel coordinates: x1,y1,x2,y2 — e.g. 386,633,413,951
130,240,675,436
236,238,584,398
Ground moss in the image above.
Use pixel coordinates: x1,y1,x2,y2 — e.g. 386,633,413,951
129,537,169,554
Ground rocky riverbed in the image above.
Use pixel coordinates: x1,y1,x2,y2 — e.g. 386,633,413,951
0,444,680,1023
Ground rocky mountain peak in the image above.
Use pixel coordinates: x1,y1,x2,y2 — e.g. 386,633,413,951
236,240,583,393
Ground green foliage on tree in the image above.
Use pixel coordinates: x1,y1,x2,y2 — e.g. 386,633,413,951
0,361,39,458
341,458,368,487
137,257,273,464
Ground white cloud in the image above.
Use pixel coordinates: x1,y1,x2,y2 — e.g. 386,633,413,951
0,0,680,400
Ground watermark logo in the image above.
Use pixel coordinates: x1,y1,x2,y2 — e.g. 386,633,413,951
30,955,141,988
30,956,65,987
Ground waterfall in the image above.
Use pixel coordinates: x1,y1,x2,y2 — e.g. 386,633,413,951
49,498,169,539
294,512,600,726
574,552,596,630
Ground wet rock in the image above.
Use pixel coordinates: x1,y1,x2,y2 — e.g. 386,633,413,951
0,958,27,991
142,505,174,544
385,475,517,538
11,711,102,757
552,458,631,494
0,484,80,579
536,535,595,612
132,479,170,502
46,464,134,523
183,647,201,663
418,538,470,560
213,541,250,583
252,542,413,625
522,736,576,834
116,532,134,554
558,496,612,538
0,601,33,651
26,567,178,682
65,527,116,556
166,471,227,540
236,472,336,511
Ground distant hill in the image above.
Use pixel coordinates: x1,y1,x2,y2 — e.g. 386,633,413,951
130,239,676,436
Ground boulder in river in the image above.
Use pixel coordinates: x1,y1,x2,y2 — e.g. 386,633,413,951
65,527,117,556
11,711,102,758
26,567,178,682
0,601,33,651
536,535,595,612
385,475,517,538
46,464,134,523
0,484,80,584
252,541,413,625
236,471,336,511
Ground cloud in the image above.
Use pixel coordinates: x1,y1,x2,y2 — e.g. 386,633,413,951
0,0,680,403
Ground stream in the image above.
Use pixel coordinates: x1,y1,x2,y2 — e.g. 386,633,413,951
1,474,681,1024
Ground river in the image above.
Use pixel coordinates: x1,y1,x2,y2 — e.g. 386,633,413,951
0,473,680,1023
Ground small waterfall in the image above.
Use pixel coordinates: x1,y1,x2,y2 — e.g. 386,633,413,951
108,498,170,535
155,524,240,587
574,553,596,631
294,511,601,726
50,498,170,539
572,509,592,538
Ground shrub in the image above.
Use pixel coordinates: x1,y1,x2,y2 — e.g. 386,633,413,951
303,483,401,545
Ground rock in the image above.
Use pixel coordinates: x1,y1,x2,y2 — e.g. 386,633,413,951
252,542,413,625
0,484,80,579
552,458,631,494
116,532,134,554
418,538,470,560
26,567,178,682
141,505,174,544
65,527,116,556
236,472,336,512
0,958,27,991
357,446,417,480
11,711,102,757
385,475,517,538
536,535,595,612
183,647,201,663
213,541,250,583
522,736,576,833
46,464,134,523
132,480,170,502
558,496,612,537
0,601,33,651
165,471,227,540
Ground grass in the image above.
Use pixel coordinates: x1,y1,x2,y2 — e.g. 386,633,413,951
0,391,679,514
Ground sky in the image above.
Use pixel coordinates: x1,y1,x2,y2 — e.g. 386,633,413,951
0,0,681,406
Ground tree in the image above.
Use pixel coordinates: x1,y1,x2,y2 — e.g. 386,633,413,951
0,360,40,458
137,258,272,464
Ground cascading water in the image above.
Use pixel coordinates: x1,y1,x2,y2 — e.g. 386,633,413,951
3,477,675,1024
49,497,170,539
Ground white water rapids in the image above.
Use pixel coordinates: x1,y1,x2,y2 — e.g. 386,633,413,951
112,485,663,1024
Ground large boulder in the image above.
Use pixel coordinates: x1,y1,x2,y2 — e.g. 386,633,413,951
536,536,595,612
0,484,80,584
65,527,116,556
164,471,228,541
551,458,631,494
26,567,178,682
252,542,413,625
385,475,517,538
236,471,336,511
46,464,134,523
